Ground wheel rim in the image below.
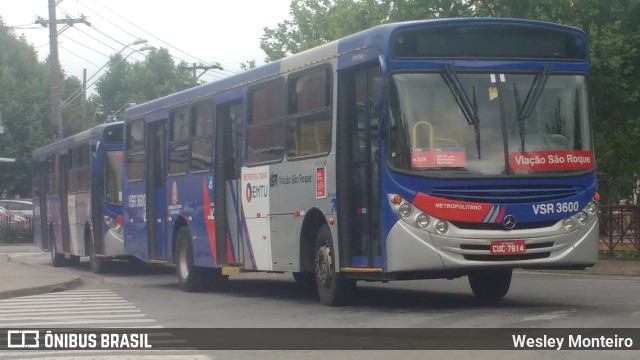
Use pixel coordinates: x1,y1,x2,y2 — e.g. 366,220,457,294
315,243,332,289
178,243,189,281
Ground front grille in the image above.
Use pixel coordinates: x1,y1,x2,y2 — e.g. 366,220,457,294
431,185,578,204
452,220,559,230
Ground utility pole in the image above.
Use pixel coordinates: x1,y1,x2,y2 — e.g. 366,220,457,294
186,63,223,83
37,0,90,140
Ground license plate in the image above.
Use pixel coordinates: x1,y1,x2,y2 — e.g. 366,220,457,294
490,240,526,255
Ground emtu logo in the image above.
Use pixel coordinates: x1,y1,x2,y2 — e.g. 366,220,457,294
246,183,253,203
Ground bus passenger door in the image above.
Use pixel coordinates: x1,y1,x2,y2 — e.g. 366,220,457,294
337,64,382,269
146,120,167,260
214,101,244,267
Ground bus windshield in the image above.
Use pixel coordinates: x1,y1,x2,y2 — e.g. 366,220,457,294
105,151,123,205
388,72,592,176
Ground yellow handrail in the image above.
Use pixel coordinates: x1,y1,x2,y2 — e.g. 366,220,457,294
411,120,433,149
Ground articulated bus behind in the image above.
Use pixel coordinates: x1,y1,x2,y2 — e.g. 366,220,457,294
33,122,127,273
122,18,598,306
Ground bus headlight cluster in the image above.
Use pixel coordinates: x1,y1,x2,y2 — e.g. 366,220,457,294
563,200,598,231
388,194,435,231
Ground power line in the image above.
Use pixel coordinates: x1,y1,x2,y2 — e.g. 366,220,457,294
59,43,100,68
87,0,222,68
74,0,141,44
59,34,109,57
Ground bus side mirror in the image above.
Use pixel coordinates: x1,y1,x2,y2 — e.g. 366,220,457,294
371,76,383,110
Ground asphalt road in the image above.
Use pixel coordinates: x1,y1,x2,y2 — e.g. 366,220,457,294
3,250,640,359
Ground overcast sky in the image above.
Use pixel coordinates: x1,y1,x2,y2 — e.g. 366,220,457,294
1,0,291,86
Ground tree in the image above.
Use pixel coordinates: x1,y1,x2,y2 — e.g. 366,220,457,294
0,18,51,198
95,48,194,120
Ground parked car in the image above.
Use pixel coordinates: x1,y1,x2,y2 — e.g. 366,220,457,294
0,199,33,218
0,206,30,230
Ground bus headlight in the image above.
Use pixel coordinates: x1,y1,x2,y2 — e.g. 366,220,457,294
435,220,448,234
586,201,598,216
416,213,430,228
398,203,412,218
576,211,588,225
563,218,576,231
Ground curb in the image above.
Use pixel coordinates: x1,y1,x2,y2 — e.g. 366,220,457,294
0,277,82,300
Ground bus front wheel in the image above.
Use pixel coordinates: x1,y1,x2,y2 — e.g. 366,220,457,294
468,268,512,301
314,224,356,306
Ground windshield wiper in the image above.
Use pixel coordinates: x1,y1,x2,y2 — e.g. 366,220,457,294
513,65,552,152
441,64,481,159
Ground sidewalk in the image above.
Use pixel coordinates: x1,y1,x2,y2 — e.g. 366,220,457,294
0,244,81,300
0,243,638,300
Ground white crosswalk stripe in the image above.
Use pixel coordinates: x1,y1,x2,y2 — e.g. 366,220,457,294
0,289,212,359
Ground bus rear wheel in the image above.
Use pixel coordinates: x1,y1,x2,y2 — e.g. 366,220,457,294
314,224,356,306
468,268,512,301
175,227,228,292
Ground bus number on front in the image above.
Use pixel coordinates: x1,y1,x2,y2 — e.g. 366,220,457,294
532,201,579,215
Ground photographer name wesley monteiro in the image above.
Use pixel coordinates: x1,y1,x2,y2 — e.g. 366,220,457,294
512,334,634,350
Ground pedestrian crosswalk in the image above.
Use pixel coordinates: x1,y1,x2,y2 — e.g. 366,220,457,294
0,289,160,328
0,289,214,359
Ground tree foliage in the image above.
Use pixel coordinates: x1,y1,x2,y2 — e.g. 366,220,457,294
0,18,51,198
94,48,194,124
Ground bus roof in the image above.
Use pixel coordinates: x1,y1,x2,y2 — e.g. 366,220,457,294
123,17,587,120
32,121,123,160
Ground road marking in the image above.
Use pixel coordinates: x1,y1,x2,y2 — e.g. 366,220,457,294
0,289,159,328
0,306,137,314
0,318,159,327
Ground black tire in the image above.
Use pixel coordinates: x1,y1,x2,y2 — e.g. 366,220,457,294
175,227,228,292
314,224,356,306
50,229,66,267
468,268,512,301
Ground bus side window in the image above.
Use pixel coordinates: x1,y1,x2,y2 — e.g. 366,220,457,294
247,79,285,164
286,67,332,158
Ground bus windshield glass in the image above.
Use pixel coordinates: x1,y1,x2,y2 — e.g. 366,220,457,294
388,72,592,176
105,151,123,205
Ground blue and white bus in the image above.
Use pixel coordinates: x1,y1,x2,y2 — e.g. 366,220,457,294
33,122,127,273
122,18,598,305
